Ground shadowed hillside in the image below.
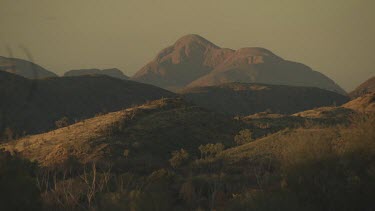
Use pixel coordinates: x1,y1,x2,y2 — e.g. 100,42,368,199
0,56,57,79
0,71,174,137
181,82,349,116
132,34,346,94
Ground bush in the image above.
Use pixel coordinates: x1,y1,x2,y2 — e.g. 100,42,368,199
199,143,225,159
234,129,253,145
0,150,41,210
55,116,69,128
280,114,375,210
169,149,189,168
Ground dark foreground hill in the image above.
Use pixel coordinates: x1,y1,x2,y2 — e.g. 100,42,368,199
1,98,240,169
132,34,345,94
0,71,174,137
64,68,129,80
181,82,349,116
0,56,57,79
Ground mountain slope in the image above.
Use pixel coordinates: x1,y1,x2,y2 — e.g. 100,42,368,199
132,34,345,94
292,92,375,120
0,56,57,79
342,92,375,113
64,68,129,80
0,71,174,136
132,34,234,90
349,76,375,98
1,98,240,169
181,82,349,116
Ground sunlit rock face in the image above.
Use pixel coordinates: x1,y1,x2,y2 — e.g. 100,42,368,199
132,34,346,95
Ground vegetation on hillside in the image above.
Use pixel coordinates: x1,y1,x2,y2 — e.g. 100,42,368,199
1,110,374,210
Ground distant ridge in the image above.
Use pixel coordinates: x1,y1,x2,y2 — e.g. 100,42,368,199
132,34,346,95
0,56,57,79
64,68,129,80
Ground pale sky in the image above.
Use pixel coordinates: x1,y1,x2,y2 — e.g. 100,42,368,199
1,0,374,91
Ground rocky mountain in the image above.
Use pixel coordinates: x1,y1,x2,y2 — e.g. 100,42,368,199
0,56,57,79
0,71,174,136
0,98,240,169
349,76,375,99
180,82,349,116
132,34,346,95
64,68,129,80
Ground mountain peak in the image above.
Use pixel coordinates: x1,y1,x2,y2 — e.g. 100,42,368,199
132,35,345,94
174,34,219,48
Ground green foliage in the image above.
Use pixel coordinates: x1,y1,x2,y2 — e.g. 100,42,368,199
169,148,189,168
55,116,69,128
234,129,253,145
199,143,225,159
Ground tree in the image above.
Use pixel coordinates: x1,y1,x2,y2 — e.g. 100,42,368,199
234,129,253,145
55,117,69,128
199,143,225,159
169,149,189,168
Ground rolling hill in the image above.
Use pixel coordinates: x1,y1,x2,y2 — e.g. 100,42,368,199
132,34,346,95
64,68,129,80
0,98,240,170
0,56,57,79
293,92,375,119
180,82,349,116
0,71,174,136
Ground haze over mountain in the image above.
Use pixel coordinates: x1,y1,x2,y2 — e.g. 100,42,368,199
0,71,174,136
181,82,349,116
349,76,375,99
0,56,57,79
64,68,129,80
132,34,346,95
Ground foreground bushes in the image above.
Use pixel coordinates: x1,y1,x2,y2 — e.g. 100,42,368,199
0,150,41,211
1,114,374,210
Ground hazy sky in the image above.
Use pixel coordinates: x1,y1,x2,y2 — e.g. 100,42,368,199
1,0,374,91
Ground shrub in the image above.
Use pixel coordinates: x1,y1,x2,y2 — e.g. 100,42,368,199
234,129,253,145
169,149,189,168
199,143,225,159
55,116,69,128
0,150,41,210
